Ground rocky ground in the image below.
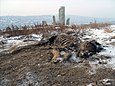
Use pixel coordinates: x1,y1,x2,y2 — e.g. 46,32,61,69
0,25,115,86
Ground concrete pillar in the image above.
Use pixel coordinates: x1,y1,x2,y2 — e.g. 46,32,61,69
59,6,65,25
42,21,47,26
52,16,56,25
66,18,70,25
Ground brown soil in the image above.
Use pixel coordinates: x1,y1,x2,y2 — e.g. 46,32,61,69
0,44,115,86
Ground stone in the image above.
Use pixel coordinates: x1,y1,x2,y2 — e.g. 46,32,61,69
66,18,70,25
59,6,65,25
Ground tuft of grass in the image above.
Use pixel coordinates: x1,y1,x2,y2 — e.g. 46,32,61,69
104,28,113,33
111,36,115,39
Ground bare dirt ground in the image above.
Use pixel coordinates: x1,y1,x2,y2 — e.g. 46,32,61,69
0,44,115,86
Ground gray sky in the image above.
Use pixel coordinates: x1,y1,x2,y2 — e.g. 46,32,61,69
0,0,115,18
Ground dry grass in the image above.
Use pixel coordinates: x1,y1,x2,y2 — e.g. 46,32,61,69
0,23,111,37
104,28,113,33
89,22,110,29
111,36,115,39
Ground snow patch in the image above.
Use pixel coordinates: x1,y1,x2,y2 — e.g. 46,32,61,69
0,34,43,53
99,45,115,57
100,79,114,86
87,83,95,86
82,25,115,69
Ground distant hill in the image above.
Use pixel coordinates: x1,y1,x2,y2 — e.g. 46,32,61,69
0,15,115,29
66,15,115,24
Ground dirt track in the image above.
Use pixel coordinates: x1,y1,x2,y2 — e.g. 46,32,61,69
0,44,115,86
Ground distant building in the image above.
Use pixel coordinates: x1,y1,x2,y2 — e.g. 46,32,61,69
59,6,65,25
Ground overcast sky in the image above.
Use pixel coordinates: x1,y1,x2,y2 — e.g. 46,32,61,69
0,0,115,18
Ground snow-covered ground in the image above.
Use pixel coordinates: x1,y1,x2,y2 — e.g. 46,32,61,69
0,34,43,53
82,25,115,69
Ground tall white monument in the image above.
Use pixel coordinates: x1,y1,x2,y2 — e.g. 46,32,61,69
59,6,65,25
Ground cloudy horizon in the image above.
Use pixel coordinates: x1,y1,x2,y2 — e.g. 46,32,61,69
0,0,115,18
